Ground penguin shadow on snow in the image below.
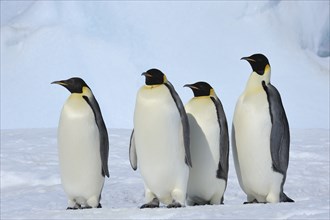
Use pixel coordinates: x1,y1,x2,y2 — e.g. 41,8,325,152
186,114,222,206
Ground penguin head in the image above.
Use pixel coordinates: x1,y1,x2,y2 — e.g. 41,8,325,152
241,53,270,76
142,68,167,86
51,77,90,94
184,81,215,97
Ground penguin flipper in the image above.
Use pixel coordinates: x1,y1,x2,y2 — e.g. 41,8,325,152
262,82,290,176
83,95,110,178
165,82,192,167
211,97,229,181
129,129,137,170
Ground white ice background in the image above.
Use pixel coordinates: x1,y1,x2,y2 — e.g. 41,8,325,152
1,1,329,129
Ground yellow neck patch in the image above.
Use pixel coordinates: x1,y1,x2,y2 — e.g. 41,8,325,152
163,75,168,83
144,84,162,89
264,64,270,75
82,86,92,97
210,88,216,97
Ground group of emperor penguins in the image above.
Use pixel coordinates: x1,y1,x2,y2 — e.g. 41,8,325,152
52,53,294,210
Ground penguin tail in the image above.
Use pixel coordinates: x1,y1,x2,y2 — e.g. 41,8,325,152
281,192,294,203
102,169,110,178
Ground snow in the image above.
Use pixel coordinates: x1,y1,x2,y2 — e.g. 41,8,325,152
1,128,329,219
1,1,329,130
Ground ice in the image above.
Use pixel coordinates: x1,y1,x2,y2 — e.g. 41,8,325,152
1,1,329,130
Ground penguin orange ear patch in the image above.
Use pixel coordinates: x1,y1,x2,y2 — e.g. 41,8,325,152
264,64,271,74
210,88,216,96
163,75,167,83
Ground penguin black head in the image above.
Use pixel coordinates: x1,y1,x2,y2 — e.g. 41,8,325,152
51,77,89,93
184,81,214,97
142,68,167,85
241,53,270,75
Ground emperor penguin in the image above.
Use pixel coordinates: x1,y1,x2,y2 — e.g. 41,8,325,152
129,68,192,208
184,82,229,206
232,54,294,204
52,77,109,209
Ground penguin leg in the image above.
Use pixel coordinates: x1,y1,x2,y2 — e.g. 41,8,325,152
186,197,196,206
66,199,81,210
140,189,159,209
243,199,258,204
167,200,183,208
210,192,223,205
86,195,100,208
140,198,160,209
266,192,280,203
82,203,102,209
167,189,185,208
243,195,258,204
266,176,283,203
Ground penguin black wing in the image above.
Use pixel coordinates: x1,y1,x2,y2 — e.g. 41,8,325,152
164,82,192,167
83,95,110,178
211,97,229,181
129,129,137,170
262,81,290,176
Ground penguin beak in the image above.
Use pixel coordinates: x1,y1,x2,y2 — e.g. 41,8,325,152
184,84,199,90
141,72,152,78
241,57,256,62
51,80,68,86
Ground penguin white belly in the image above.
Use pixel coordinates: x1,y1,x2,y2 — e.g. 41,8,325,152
134,85,189,204
58,95,104,205
233,91,283,201
186,98,226,203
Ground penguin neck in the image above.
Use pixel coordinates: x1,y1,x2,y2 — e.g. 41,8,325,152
82,86,94,98
67,87,94,101
244,71,271,94
143,84,163,89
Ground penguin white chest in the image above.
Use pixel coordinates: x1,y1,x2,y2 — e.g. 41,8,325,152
133,85,188,201
233,89,274,196
185,98,226,202
58,94,104,202
185,98,220,174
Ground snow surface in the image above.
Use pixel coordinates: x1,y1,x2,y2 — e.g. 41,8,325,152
1,128,329,219
1,1,329,130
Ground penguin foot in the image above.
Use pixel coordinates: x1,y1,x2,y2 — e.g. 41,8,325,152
167,201,183,208
77,203,102,209
66,203,81,210
66,207,79,210
243,199,258,204
82,206,92,209
140,203,159,209
140,198,160,209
